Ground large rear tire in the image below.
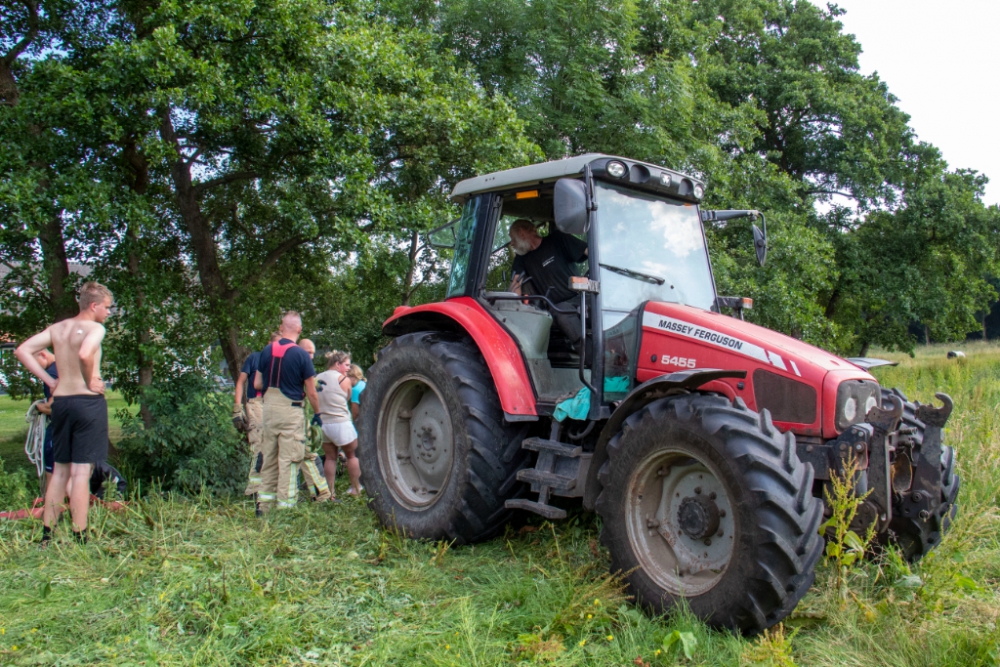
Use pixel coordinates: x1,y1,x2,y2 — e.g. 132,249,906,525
358,332,530,544
596,394,824,634
881,388,960,562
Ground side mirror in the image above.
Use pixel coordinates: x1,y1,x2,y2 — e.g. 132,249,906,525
553,178,589,235
752,224,767,266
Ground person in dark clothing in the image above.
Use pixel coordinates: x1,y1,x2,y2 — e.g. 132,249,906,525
235,332,279,495
90,460,128,500
33,350,58,479
509,219,589,349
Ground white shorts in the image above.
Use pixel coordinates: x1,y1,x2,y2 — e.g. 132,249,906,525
321,421,358,447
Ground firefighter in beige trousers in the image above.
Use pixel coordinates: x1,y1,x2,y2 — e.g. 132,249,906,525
295,339,331,503
244,398,264,491
234,338,273,495
254,312,321,512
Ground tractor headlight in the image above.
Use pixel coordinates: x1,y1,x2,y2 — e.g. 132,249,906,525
843,397,857,423
693,184,705,199
835,380,881,432
607,161,628,178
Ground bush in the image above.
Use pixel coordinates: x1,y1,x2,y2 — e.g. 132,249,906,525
116,373,248,495
0,457,32,508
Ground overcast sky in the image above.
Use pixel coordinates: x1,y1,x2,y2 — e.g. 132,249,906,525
807,0,999,206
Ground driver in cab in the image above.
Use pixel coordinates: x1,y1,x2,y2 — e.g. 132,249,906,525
507,219,588,351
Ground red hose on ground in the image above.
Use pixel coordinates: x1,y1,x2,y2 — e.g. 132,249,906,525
0,496,128,521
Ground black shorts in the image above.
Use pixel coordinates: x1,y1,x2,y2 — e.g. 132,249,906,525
51,394,109,466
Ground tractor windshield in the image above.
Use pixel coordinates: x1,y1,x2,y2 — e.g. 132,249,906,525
595,182,716,327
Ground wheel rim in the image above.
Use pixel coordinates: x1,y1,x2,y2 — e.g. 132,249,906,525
625,448,735,596
377,374,455,511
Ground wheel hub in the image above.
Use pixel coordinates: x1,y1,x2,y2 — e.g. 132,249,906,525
377,375,454,510
626,450,735,596
415,422,442,462
677,494,721,540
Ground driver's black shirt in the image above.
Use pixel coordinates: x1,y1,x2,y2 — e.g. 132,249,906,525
512,230,588,304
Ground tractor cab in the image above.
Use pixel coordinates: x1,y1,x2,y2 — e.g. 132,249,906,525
426,154,762,415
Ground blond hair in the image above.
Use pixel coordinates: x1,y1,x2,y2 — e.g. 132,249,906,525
78,281,113,311
325,350,351,369
347,364,365,381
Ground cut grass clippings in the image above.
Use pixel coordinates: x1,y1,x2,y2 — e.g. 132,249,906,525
1,343,999,665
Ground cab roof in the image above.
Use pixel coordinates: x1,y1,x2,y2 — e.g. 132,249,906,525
450,154,705,203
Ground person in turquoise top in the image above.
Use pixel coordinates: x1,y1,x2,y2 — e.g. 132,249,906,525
348,364,366,422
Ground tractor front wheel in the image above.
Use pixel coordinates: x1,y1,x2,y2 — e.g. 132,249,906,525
358,332,530,543
596,394,824,634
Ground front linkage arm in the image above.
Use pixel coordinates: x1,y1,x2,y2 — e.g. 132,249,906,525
865,394,905,533
901,393,954,525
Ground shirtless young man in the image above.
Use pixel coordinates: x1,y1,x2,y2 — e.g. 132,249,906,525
15,281,113,544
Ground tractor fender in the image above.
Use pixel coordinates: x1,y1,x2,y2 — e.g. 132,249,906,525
382,297,538,418
582,368,747,510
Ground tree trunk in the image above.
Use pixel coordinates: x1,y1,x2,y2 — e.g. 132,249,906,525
6,5,70,321
824,286,841,320
158,110,243,382
401,229,420,306
983,314,988,342
36,207,76,321
924,325,930,346
0,56,19,106
0,0,39,108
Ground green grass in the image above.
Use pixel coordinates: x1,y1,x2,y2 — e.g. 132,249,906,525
1,346,1000,666
0,392,135,476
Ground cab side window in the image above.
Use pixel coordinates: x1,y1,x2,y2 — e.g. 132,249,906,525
483,215,518,292
446,197,482,298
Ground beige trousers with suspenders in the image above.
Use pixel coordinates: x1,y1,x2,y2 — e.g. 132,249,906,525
258,390,307,510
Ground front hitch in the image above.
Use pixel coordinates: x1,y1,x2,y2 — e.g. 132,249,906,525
864,394,905,532
899,394,954,525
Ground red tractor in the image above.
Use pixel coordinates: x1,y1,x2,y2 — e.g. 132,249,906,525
357,154,959,633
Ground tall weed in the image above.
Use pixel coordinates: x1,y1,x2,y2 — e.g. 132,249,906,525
821,453,876,596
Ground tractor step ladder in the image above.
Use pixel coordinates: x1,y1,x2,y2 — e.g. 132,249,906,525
521,437,582,457
516,469,576,491
505,430,589,520
505,498,568,520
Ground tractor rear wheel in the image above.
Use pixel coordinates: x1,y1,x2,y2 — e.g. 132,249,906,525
596,394,824,634
358,332,530,544
881,388,960,562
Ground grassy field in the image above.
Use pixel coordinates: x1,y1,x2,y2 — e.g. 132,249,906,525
1,344,1000,666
